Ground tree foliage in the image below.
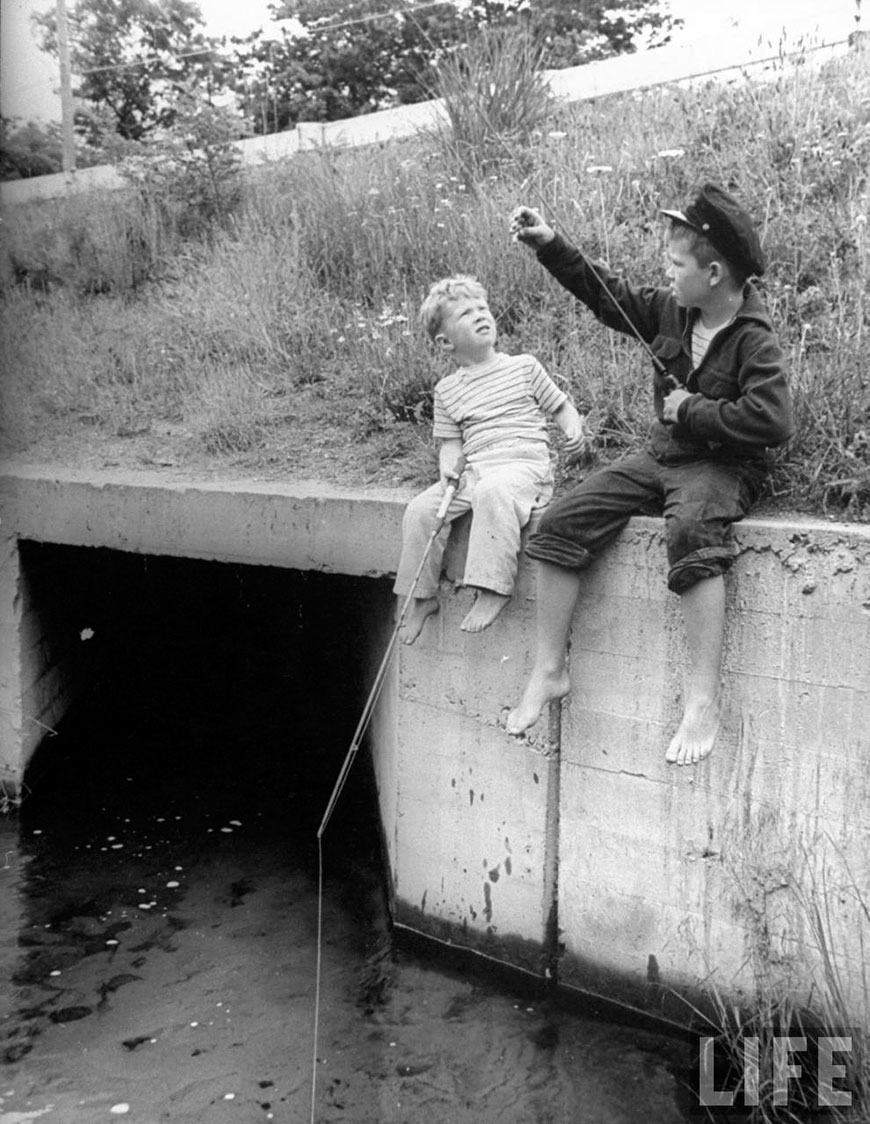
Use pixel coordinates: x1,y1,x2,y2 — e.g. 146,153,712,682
0,117,107,180
35,0,230,141
232,0,677,132
233,2,471,133
1,119,64,180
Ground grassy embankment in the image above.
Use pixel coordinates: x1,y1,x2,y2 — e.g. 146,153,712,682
1,46,867,515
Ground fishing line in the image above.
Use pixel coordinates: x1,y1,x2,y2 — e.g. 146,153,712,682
309,460,465,1122
490,135,668,376
310,836,324,1124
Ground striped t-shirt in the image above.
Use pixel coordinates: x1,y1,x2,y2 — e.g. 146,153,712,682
433,352,567,458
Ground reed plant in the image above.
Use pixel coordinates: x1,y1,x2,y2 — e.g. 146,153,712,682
1,39,867,514
679,765,870,1124
425,26,554,187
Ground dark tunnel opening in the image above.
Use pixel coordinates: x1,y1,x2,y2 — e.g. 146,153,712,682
19,540,392,893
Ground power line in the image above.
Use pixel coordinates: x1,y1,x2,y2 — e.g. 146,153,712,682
3,0,457,93
79,46,217,77
301,0,455,35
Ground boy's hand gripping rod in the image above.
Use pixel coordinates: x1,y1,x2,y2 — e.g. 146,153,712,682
317,455,467,838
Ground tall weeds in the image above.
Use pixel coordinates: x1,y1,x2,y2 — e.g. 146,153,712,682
0,40,867,512
426,27,554,187
681,727,870,1124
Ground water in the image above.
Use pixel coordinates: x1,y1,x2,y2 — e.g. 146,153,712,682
1,556,691,1123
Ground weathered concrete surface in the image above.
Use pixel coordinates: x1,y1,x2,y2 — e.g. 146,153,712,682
0,464,404,574
1,463,868,1025
376,508,870,1021
379,538,561,969
548,517,870,1022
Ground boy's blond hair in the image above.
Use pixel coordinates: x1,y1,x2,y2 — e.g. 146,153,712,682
419,274,487,341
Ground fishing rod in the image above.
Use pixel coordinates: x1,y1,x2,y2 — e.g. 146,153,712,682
310,456,465,1124
316,454,466,840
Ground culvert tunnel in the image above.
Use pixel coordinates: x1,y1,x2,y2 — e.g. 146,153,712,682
16,541,395,846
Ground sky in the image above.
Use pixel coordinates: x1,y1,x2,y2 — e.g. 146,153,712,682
0,0,859,126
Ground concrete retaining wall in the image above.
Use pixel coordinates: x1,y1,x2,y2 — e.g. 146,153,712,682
551,518,870,1021
385,513,870,1024
0,464,867,1025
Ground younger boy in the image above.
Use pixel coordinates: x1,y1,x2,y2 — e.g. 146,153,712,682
507,183,793,764
394,275,585,643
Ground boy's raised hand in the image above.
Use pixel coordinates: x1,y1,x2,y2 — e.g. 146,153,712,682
510,206,555,248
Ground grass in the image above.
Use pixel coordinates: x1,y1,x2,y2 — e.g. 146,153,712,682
1,41,868,514
675,715,870,1122
685,845,870,1123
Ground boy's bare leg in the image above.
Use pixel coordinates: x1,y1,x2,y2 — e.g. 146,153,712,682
506,562,582,735
461,588,510,633
399,596,439,645
666,575,725,765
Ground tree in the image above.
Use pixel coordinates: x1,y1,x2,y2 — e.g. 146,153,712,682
0,117,106,180
35,0,233,142
233,2,472,133
231,0,677,132
0,118,63,179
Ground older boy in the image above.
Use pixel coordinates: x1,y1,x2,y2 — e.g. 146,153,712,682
395,275,585,643
507,183,793,765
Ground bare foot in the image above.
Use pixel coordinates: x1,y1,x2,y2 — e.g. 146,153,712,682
460,590,510,633
665,691,722,766
399,597,438,644
506,667,571,736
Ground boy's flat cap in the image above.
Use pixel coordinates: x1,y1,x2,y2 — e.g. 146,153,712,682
660,182,766,277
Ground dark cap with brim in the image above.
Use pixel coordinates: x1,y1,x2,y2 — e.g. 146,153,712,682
661,183,765,277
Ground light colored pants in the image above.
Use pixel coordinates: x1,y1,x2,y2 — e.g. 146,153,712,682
393,440,554,599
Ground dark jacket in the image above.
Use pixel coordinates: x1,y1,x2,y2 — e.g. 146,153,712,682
537,233,794,465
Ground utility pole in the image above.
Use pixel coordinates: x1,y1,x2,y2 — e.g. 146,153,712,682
56,0,76,172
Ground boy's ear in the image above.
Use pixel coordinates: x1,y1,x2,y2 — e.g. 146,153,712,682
708,260,725,287
434,333,454,352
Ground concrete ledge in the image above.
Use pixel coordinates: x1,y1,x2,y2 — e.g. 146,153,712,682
0,465,406,576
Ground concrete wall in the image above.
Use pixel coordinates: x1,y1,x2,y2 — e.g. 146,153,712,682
0,465,867,1026
387,512,870,1024
379,534,562,976
552,518,870,1022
